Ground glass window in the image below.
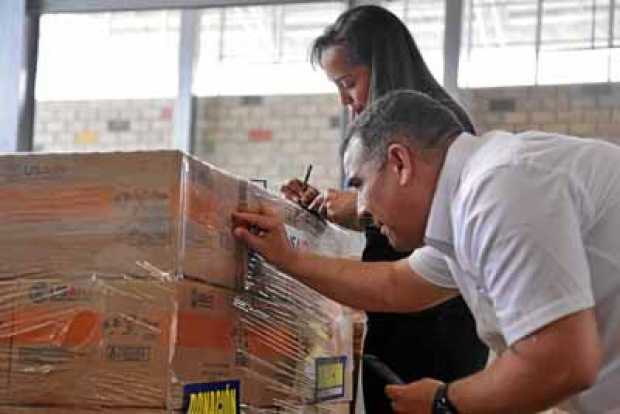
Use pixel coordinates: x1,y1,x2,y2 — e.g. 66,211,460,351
610,2,620,81
34,11,179,152
36,11,180,100
616,2,620,46
611,48,620,81
460,0,617,87
540,0,610,51
537,0,611,84
220,7,279,62
382,0,446,83
538,48,611,84
459,0,538,87
193,2,345,96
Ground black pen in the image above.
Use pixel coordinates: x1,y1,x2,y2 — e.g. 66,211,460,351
298,164,324,222
302,164,313,190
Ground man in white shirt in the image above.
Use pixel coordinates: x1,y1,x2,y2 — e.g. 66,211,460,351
232,90,620,413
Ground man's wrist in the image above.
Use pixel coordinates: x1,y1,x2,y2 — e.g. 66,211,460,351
281,248,303,276
432,383,460,414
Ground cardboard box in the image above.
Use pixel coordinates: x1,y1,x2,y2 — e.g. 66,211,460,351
0,151,357,411
169,280,238,408
0,152,183,281
170,280,291,409
0,408,172,414
171,281,354,408
4,278,175,409
241,402,350,414
182,158,247,290
304,402,351,414
6,278,101,406
0,282,17,402
0,151,359,286
95,280,175,408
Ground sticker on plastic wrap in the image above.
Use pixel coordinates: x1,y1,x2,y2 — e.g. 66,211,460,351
315,356,347,401
285,224,311,251
183,380,240,414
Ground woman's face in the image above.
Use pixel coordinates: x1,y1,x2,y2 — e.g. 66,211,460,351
320,45,370,119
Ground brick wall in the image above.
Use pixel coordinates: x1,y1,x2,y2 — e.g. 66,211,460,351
34,82,620,191
34,99,175,153
460,83,620,146
193,94,343,191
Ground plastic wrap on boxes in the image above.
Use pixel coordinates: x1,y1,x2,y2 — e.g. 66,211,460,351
242,402,350,414
0,152,184,280
0,151,360,413
0,276,175,409
0,409,172,414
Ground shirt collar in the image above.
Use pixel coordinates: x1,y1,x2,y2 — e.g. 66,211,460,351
424,132,482,256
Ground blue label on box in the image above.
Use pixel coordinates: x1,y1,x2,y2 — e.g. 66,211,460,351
315,356,347,401
183,380,240,414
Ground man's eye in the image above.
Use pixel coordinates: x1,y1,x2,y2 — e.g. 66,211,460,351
338,78,354,89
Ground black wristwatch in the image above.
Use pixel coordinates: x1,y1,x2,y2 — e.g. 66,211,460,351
432,383,460,414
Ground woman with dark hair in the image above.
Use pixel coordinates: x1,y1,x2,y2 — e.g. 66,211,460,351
281,5,488,414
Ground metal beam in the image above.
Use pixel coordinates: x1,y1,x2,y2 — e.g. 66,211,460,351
339,0,357,189
591,0,596,49
20,9,40,152
444,0,463,95
610,0,616,48
173,9,201,154
0,0,39,152
33,0,334,14
534,0,544,84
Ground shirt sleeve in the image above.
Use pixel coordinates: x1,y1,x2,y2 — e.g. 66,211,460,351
408,245,457,289
459,164,595,346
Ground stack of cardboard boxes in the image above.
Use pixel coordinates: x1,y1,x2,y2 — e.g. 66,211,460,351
0,151,358,414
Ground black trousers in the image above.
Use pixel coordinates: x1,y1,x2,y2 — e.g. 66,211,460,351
361,227,488,414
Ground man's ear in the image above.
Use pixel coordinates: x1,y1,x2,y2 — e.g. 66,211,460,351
387,143,414,186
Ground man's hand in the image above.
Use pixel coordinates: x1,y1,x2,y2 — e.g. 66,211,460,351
443,309,601,414
386,379,444,414
233,209,456,312
231,207,297,272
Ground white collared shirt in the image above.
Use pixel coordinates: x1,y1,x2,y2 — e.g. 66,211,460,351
409,130,620,413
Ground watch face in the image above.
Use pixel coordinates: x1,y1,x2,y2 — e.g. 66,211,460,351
433,385,458,414
441,401,456,414
436,400,455,414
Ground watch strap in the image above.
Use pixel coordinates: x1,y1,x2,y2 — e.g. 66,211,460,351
432,383,460,414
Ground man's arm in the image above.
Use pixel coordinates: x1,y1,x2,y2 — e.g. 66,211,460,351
232,210,457,312
453,308,600,413
387,308,602,414
421,165,602,414
288,252,457,312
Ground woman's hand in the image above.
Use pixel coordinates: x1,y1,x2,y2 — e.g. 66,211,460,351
281,179,361,230
280,178,320,206
307,189,361,230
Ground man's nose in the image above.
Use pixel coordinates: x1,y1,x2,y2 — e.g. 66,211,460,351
358,212,374,229
357,195,369,219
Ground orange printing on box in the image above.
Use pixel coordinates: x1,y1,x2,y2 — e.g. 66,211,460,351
0,151,356,413
0,185,115,221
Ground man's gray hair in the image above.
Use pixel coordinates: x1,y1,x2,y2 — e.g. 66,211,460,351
342,90,465,163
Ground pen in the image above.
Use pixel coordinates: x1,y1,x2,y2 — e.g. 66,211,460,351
302,164,313,190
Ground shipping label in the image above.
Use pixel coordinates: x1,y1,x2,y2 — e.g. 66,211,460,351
315,356,346,401
183,380,240,414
